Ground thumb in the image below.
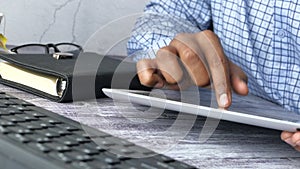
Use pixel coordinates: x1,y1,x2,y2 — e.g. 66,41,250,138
229,61,249,96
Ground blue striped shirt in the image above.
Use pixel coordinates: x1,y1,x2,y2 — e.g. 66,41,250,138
127,0,300,114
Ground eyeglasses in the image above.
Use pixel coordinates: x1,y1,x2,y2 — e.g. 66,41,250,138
10,42,83,55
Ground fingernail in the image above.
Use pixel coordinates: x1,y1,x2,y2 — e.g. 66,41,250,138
285,138,296,147
220,93,228,107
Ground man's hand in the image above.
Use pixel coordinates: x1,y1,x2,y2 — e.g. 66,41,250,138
281,131,300,151
136,30,248,108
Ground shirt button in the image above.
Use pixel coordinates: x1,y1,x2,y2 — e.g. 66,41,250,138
277,29,286,38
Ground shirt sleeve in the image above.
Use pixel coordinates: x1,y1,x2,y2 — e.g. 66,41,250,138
127,0,212,61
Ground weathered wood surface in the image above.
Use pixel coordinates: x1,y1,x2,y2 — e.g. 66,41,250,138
1,84,299,169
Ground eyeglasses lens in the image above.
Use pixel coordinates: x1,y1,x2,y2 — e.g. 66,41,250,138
56,44,81,53
15,45,47,54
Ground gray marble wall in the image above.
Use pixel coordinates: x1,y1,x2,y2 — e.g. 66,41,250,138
0,0,148,55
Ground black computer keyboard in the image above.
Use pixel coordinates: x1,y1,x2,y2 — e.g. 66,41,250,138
0,92,195,169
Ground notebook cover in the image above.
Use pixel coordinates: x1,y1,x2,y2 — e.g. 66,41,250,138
0,52,149,102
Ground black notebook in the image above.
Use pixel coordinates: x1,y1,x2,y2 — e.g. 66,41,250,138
0,52,148,102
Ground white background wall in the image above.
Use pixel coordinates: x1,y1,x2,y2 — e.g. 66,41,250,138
0,0,149,55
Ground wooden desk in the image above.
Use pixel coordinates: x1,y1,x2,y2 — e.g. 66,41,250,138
1,84,299,168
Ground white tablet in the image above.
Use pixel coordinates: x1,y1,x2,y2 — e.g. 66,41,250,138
102,88,300,132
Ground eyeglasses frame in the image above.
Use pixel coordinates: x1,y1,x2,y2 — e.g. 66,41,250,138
10,42,83,54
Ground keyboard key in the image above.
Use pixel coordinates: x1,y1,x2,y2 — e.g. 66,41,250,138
20,122,44,130
34,137,52,143
39,117,62,124
76,154,94,162
45,131,61,138
45,128,72,137
78,143,107,154
61,125,80,132
2,116,27,123
8,133,31,143
16,114,39,121
1,99,17,105
74,145,99,155
97,152,121,165
0,126,10,134
8,127,33,134
0,102,8,107
49,152,73,163
62,151,94,162
75,136,92,143
40,122,55,128
24,110,47,118
0,119,16,127
0,108,18,115
28,143,51,153
11,105,31,111
62,140,80,147
45,143,72,152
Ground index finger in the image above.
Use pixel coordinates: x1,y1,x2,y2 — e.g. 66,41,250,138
197,31,231,108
